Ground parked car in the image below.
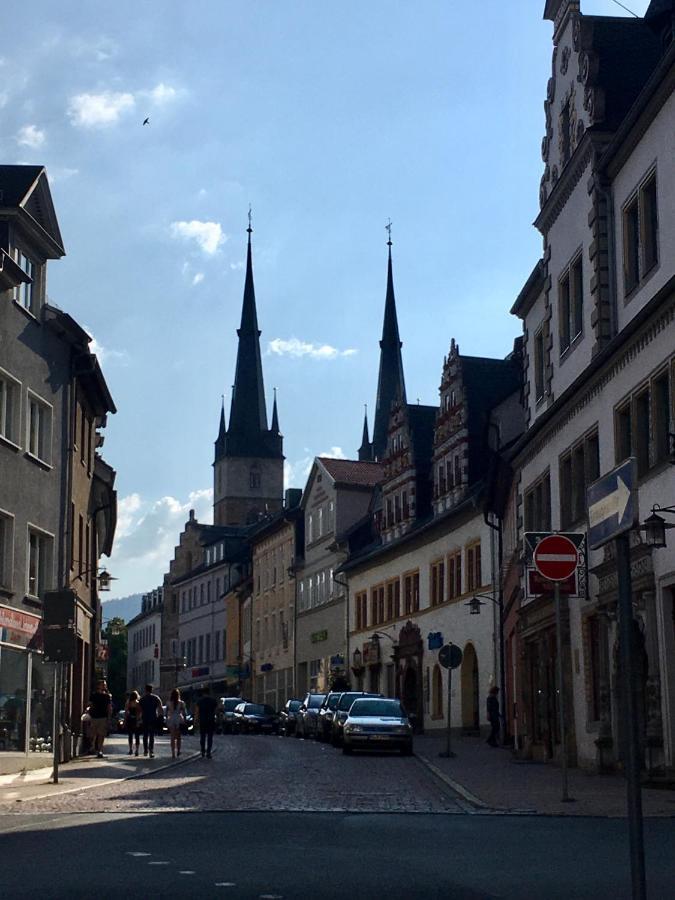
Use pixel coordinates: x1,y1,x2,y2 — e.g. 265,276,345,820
279,699,302,736
232,702,279,735
295,693,327,739
116,709,126,733
216,697,244,734
342,697,413,755
316,692,341,742
331,692,383,746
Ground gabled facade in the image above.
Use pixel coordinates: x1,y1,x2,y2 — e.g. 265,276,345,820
509,0,675,773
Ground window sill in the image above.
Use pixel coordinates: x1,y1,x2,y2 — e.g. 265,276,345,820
0,585,15,599
0,434,22,453
24,452,53,471
12,300,40,323
623,260,660,306
23,594,43,609
559,331,583,366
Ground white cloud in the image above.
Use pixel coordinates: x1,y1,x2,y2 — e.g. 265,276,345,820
147,82,178,105
106,488,214,595
284,446,346,489
67,90,135,128
0,91,8,110
192,272,204,286
16,124,45,148
48,166,79,183
267,338,358,360
230,261,245,271
170,220,226,255
85,326,130,366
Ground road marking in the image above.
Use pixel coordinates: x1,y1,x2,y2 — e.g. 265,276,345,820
259,895,284,899
215,883,236,887
148,860,170,865
126,852,151,857
179,870,196,875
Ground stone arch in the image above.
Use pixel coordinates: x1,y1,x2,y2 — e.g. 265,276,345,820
461,642,480,733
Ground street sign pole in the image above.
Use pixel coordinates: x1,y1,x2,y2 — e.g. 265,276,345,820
554,582,572,803
51,661,60,785
438,643,462,759
444,664,455,759
616,532,646,900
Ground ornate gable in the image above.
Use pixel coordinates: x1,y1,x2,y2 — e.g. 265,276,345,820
432,339,468,514
380,397,416,541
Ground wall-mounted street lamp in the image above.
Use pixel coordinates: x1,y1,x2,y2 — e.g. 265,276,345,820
641,505,675,549
465,591,506,741
71,567,117,591
351,647,364,678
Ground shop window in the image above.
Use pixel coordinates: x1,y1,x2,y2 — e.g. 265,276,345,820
524,473,551,531
559,429,600,528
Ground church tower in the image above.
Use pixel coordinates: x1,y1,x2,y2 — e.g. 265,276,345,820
213,221,284,526
365,230,407,462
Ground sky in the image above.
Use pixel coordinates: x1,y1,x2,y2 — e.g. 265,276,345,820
2,0,650,599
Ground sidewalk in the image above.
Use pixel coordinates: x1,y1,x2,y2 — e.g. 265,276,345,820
0,735,199,806
415,733,675,817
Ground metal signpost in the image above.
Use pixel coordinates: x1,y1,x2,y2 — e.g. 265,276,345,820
587,459,644,900
438,643,463,759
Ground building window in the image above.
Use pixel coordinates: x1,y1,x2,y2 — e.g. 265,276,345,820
249,467,261,489
198,635,204,662
355,591,368,631
385,579,400,620
370,584,384,626
447,551,462,600
27,391,52,464
653,368,672,465
559,253,583,355
533,327,545,402
623,170,659,295
0,510,14,590
559,429,600,528
307,514,313,545
430,559,445,607
27,526,54,598
12,249,38,314
615,368,673,475
466,542,481,593
403,571,419,614
0,368,21,446
524,472,551,531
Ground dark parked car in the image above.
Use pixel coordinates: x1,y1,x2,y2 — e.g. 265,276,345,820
216,697,244,734
295,693,326,738
232,702,279,735
342,697,413,755
331,692,383,746
316,692,341,742
279,699,302,736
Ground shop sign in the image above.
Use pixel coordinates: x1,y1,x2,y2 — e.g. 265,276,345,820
427,631,443,650
0,603,42,650
330,654,345,669
311,629,328,643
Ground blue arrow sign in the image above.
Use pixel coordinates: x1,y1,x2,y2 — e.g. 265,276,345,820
586,458,637,550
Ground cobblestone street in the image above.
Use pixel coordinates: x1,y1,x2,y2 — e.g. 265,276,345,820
6,734,464,815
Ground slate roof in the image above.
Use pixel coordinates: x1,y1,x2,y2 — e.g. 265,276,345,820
0,165,44,206
319,457,384,488
406,404,437,466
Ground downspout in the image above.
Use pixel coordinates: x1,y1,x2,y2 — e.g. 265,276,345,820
332,569,350,688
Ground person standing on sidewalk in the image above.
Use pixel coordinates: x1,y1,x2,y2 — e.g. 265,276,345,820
88,679,112,758
486,685,500,747
194,686,217,759
139,684,163,758
125,691,141,756
167,688,187,759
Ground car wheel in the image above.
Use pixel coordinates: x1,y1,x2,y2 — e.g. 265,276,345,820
342,745,353,755
401,745,413,756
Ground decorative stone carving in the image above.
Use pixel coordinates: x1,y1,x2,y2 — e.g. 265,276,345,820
551,164,559,184
580,51,599,86
547,77,556,103
576,119,585,143
572,17,581,52
541,134,550,162
540,177,548,209
561,45,570,75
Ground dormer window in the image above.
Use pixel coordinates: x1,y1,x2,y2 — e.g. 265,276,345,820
13,248,39,315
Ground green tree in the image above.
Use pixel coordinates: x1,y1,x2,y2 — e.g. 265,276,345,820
102,617,127,710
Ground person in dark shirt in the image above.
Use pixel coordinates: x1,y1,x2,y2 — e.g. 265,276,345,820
139,684,163,758
89,679,113,758
194,686,218,759
486,685,500,747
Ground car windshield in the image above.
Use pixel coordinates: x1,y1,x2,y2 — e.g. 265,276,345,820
245,704,266,715
222,698,241,711
308,694,326,708
327,695,340,710
338,693,366,711
349,699,404,718
287,700,301,711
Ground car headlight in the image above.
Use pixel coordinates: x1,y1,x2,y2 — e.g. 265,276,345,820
344,724,363,734
393,725,411,734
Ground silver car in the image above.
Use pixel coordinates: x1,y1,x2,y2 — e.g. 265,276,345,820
342,698,413,756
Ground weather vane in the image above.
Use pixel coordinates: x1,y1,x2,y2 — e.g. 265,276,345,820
248,205,252,234
386,218,392,246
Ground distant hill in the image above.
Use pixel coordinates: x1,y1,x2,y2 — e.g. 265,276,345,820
101,593,143,625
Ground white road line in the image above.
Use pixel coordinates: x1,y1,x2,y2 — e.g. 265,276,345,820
179,870,196,875
215,883,236,887
126,852,151,857
148,861,170,865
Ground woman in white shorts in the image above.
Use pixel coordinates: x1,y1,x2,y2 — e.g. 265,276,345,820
167,688,187,759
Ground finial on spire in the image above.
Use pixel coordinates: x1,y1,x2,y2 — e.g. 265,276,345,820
247,205,253,237
386,218,392,247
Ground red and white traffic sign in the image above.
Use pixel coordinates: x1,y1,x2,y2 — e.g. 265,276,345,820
532,534,579,582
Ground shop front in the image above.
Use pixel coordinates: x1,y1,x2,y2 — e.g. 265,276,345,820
0,604,55,769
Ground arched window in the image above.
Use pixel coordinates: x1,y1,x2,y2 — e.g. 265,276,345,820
432,665,444,719
249,466,261,489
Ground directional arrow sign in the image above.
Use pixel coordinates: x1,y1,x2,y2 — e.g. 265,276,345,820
586,458,637,550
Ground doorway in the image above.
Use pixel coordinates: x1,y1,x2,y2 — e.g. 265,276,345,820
461,643,480,733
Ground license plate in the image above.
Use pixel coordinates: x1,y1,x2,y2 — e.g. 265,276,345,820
369,734,392,741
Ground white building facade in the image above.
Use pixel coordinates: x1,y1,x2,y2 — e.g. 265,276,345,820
126,588,163,693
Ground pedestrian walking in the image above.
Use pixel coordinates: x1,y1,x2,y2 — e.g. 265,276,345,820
139,684,163,758
125,690,141,755
486,685,500,747
167,688,187,759
194,686,217,759
88,679,113,758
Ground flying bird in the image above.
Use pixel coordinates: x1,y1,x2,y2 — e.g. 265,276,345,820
143,117,150,126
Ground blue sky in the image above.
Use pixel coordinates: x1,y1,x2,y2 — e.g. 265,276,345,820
2,0,649,598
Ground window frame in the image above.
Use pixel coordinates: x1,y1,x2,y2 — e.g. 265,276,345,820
0,367,22,449
523,471,551,532
26,523,54,599
558,249,584,358
559,428,600,529
622,167,659,300
26,389,53,466
614,363,673,476
0,509,15,591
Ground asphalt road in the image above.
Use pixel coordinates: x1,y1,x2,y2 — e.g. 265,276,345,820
1,734,673,898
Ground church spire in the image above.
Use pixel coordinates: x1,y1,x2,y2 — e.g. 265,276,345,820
228,216,269,445
271,387,280,434
371,224,406,461
358,405,372,461
215,395,227,458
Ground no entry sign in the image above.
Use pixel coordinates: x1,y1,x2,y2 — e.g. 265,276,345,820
533,533,579,582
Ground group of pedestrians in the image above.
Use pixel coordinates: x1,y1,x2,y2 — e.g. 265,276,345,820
123,684,165,757
123,684,218,760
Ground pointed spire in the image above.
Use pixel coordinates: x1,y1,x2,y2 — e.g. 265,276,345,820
358,404,373,461
372,224,407,461
271,387,280,434
228,217,269,442
214,395,227,459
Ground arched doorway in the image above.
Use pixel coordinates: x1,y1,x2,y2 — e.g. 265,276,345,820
403,664,418,718
461,643,480,734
